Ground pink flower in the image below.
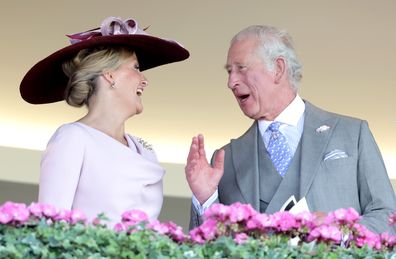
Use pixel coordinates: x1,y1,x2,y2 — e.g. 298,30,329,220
325,208,360,227
307,225,342,244
295,211,317,231
234,232,249,244
70,209,87,224
122,221,141,233
147,220,186,242
28,202,43,218
148,220,169,234
351,223,381,250
29,203,58,220
169,225,186,242
189,228,205,244
389,212,396,226
91,217,102,226
188,218,218,243
114,222,126,232
204,203,230,221
273,211,298,232
1,202,30,223
199,218,218,241
239,213,267,233
242,213,276,233
14,208,30,222
380,232,396,248
53,208,71,222
0,210,12,224
259,214,277,229
229,203,256,223
41,204,58,218
160,221,186,242
121,209,148,224
246,216,261,230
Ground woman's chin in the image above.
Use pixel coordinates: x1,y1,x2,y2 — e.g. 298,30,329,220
127,107,143,118
136,106,143,115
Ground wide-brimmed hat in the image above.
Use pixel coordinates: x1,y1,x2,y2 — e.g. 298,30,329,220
20,17,190,104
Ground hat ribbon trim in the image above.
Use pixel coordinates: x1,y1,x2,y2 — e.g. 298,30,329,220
66,17,148,44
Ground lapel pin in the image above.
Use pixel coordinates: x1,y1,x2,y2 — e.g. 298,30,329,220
316,125,330,133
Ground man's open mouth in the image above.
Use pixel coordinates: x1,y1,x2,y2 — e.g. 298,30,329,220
238,94,250,102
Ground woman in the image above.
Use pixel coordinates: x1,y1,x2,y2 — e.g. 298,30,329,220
19,17,189,225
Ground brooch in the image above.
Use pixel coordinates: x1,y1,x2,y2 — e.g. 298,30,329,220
136,137,153,151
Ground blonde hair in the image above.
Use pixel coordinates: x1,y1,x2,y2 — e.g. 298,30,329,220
63,46,134,107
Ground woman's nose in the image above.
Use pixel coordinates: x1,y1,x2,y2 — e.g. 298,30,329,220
141,74,148,87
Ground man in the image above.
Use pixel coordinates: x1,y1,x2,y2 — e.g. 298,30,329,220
185,25,396,234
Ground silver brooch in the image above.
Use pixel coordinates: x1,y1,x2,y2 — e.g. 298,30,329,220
136,137,153,151
316,125,330,133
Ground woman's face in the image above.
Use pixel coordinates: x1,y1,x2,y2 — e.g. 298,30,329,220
111,52,148,116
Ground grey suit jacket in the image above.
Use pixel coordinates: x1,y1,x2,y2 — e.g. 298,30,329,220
190,101,396,234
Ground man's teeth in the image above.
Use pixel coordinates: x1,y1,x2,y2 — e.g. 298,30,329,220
137,89,143,96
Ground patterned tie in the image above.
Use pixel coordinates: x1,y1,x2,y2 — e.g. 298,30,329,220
266,122,292,177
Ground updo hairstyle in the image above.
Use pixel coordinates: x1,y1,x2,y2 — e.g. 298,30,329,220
63,46,135,107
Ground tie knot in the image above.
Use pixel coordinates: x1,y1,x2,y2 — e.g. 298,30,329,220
268,122,281,132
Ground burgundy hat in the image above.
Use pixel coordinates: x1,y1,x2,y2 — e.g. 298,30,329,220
20,17,190,104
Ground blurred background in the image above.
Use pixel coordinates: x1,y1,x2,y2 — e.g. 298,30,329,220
1,0,395,230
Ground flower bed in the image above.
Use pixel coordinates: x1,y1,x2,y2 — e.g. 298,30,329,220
0,201,395,258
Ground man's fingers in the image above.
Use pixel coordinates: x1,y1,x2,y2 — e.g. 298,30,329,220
213,149,225,171
197,134,206,158
186,136,198,162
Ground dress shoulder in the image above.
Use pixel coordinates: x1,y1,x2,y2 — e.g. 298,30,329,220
46,122,89,148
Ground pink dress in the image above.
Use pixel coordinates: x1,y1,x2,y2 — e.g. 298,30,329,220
39,122,165,225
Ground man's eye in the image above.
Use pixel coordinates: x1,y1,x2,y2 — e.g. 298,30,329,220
134,64,140,71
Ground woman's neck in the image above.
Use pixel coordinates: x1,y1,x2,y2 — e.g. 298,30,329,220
79,109,128,146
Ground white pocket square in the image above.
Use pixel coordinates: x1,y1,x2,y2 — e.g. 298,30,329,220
323,149,348,161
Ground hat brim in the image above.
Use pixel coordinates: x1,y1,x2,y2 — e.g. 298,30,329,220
20,34,189,104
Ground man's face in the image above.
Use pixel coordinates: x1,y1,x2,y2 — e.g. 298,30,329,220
225,37,278,120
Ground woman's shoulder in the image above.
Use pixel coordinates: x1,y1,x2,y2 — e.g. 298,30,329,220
50,122,89,141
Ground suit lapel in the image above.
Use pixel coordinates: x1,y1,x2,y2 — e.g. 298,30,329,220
230,122,260,211
299,101,339,197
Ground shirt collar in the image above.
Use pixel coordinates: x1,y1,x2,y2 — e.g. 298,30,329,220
258,94,305,131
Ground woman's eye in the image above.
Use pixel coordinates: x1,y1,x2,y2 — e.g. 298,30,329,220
133,64,140,71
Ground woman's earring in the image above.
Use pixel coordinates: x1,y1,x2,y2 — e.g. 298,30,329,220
110,81,116,89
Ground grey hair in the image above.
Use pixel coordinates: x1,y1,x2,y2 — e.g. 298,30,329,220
231,25,303,91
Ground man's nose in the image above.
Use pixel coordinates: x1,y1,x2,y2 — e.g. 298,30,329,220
227,72,239,90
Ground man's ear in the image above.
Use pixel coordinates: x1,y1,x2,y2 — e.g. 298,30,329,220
274,57,286,84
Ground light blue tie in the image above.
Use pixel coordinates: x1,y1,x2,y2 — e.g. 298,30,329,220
266,122,292,177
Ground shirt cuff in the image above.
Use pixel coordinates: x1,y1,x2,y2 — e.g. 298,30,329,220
192,190,218,216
